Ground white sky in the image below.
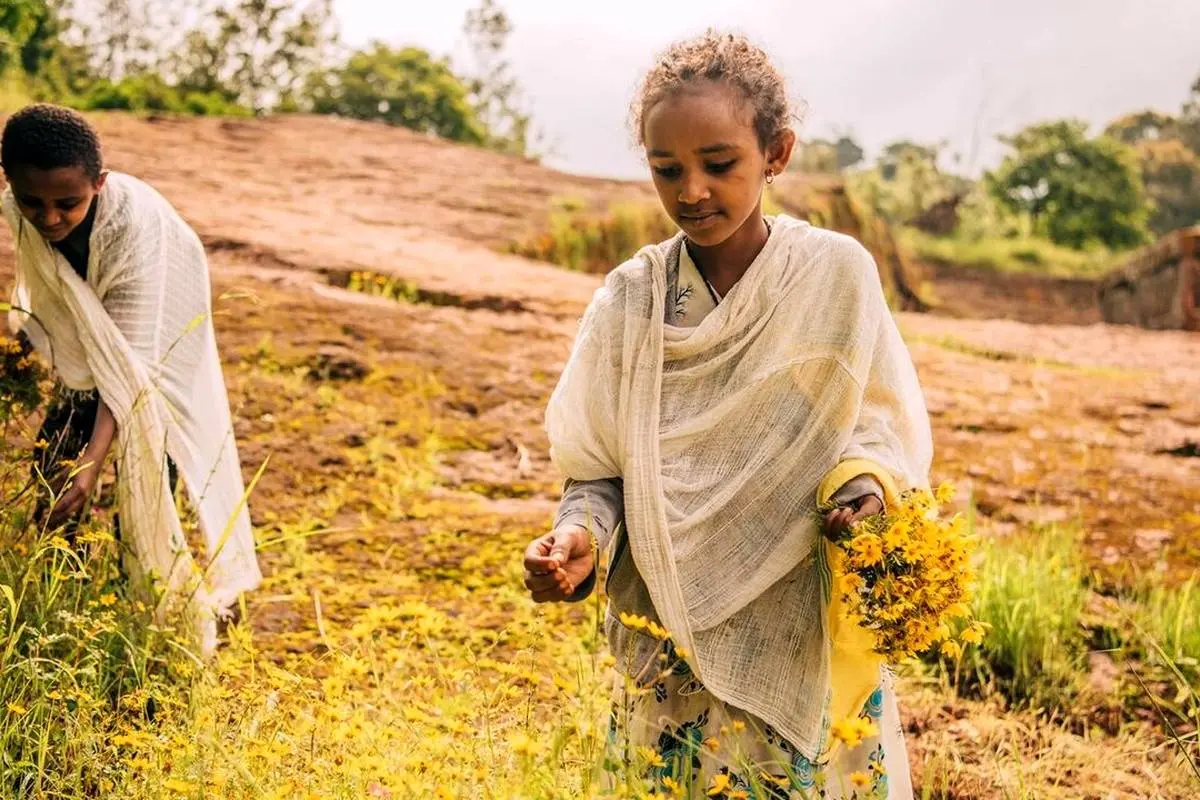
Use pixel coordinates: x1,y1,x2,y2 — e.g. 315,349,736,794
333,0,1200,179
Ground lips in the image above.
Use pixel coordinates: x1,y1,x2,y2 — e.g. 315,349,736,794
678,210,722,229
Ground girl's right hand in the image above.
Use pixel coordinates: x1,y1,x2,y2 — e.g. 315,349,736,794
522,524,595,603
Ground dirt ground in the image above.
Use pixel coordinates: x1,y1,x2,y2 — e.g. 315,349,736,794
1,112,1198,796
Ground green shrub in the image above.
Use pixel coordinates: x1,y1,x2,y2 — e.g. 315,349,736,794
506,199,676,274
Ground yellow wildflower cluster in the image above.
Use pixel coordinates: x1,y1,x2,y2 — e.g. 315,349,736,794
829,716,879,748
346,270,420,304
829,482,986,661
0,333,48,420
618,612,672,641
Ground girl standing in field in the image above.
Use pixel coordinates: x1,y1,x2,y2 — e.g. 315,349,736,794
523,33,932,798
1,104,261,653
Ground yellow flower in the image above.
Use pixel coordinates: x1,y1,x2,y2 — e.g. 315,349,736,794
941,640,963,660
830,716,879,748
99,593,117,607
960,623,986,645
673,646,690,659
707,773,732,796
836,571,863,597
662,776,684,796
619,612,650,632
830,718,863,747
732,719,745,733
6,702,27,716
163,779,197,794
848,534,884,568
702,736,720,751
638,746,666,768
946,602,972,619
850,771,871,788
508,732,539,757
645,620,671,641
854,718,880,740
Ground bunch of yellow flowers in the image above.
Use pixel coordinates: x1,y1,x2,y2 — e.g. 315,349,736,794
829,483,986,661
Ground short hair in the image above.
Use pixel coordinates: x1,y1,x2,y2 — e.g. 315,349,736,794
1,104,104,181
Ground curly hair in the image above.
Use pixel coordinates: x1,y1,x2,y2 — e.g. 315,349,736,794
631,30,800,151
1,104,104,181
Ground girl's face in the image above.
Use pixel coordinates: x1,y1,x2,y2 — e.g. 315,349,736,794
8,164,105,243
643,83,793,248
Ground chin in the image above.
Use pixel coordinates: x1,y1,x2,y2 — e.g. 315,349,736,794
677,218,737,248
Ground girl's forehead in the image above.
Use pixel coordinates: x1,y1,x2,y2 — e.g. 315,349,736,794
644,84,757,153
10,165,94,197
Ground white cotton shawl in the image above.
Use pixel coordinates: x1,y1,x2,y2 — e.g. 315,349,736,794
546,215,932,756
3,173,262,655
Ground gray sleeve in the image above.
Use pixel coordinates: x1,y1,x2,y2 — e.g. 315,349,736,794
830,474,885,509
554,477,623,604
554,477,624,554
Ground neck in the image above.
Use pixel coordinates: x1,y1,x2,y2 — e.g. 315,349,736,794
686,209,769,297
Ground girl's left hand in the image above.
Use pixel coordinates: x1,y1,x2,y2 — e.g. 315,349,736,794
823,494,883,539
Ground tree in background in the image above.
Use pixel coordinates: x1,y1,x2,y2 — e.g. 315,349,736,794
168,0,335,112
461,0,536,157
306,43,486,144
986,120,1150,250
1136,139,1200,233
1105,109,1200,235
1105,110,1178,145
1179,71,1200,156
849,139,965,225
792,134,863,174
1,0,43,75
2,1,92,99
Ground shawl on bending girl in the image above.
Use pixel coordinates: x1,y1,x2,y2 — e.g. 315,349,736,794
3,172,262,655
545,215,932,757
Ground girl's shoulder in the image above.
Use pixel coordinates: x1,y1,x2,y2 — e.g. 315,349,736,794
779,219,879,289
594,235,679,305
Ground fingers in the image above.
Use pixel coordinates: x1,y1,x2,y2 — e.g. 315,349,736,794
850,495,883,521
48,489,85,528
523,528,593,603
523,568,571,594
530,587,569,604
823,507,852,537
523,534,557,574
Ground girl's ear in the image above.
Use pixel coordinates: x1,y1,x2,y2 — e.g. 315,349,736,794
766,129,797,178
94,170,109,192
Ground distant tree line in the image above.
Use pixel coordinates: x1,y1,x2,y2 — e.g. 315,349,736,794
797,71,1200,252
0,0,537,157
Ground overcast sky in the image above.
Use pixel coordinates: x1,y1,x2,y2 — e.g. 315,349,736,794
333,0,1200,179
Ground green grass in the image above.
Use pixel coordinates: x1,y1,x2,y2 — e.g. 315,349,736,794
506,198,677,273
0,352,196,796
947,522,1092,710
902,227,1118,279
932,514,1200,777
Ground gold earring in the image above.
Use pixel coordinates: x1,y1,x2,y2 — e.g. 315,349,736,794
765,171,775,185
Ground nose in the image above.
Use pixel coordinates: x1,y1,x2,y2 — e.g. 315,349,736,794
677,171,711,206
39,209,63,229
